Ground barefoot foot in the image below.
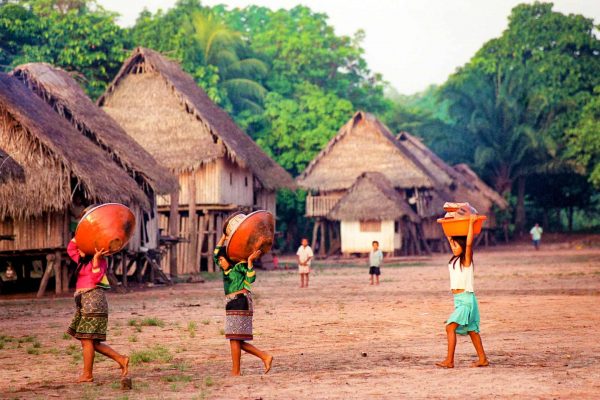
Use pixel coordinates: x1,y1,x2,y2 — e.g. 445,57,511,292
77,374,94,383
471,359,489,367
263,355,273,374
119,356,129,377
435,360,454,368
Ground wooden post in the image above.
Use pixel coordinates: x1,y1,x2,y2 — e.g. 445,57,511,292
54,250,62,294
319,220,326,257
188,173,198,274
37,254,55,298
61,254,69,292
121,252,128,288
207,213,215,273
168,190,179,279
311,218,320,251
197,213,206,273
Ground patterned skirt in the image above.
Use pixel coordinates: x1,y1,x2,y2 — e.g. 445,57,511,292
225,293,253,341
67,288,108,341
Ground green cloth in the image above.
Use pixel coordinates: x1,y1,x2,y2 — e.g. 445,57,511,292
214,246,256,295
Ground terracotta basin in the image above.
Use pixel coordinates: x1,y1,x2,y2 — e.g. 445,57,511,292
75,203,136,256
437,215,487,237
226,210,274,262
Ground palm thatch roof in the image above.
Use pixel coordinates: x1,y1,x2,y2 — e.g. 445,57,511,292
0,148,24,185
0,73,149,219
98,47,294,191
297,111,440,192
453,163,508,209
396,132,507,214
12,63,177,195
329,172,420,222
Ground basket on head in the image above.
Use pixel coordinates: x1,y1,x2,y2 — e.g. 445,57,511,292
226,210,275,262
74,203,136,256
223,211,247,237
437,202,486,237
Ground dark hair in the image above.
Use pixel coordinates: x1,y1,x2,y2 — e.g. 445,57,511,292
448,236,474,270
372,241,379,245
216,246,233,266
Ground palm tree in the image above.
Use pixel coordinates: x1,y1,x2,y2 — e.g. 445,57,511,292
185,10,268,113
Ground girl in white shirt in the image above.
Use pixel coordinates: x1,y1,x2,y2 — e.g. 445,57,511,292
436,214,489,368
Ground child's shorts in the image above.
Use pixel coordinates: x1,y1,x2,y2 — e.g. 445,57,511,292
298,264,310,274
446,291,480,335
369,266,381,276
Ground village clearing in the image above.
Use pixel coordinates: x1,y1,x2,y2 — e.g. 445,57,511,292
1,242,599,399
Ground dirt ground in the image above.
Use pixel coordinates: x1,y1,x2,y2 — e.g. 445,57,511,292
1,243,600,399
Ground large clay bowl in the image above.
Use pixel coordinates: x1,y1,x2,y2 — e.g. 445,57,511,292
437,215,487,237
226,210,274,262
75,203,136,256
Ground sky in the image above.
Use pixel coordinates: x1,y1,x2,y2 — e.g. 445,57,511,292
97,0,600,95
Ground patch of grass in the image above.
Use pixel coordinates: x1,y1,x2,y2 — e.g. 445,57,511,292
65,344,78,355
62,333,71,340
161,374,193,383
0,342,4,350
18,335,36,344
201,319,210,325
128,335,138,343
130,345,172,366
187,321,197,338
171,361,191,372
140,317,165,327
204,376,213,387
26,347,40,355
170,383,179,391
111,381,121,390
46,347,61,355
127,319,137,327
133,381,150,391
135,325,142,333
32,340,41,349
218,328,225,336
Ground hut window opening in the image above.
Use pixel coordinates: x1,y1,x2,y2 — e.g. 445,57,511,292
360,220,381,232
244,176,248,187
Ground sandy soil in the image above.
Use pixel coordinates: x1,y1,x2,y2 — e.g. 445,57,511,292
1,243,600,399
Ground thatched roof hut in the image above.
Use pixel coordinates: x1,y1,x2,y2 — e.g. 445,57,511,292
0,148,24,185
453,163,508,210
98,47,294,190
297,111,440,192
0,73,148,220
329,172,420,222
11,63,177,196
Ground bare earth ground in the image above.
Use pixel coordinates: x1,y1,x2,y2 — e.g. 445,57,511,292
1,243,600,399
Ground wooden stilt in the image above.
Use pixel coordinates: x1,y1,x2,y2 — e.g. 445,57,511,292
207,213,215,273
121,252,128,288
319,220,326,257
168,190,179,279
54,250,62,294
61,255,69,292
197,213,206,272
36,254,55,298
188,174,198,274
311,219,320,251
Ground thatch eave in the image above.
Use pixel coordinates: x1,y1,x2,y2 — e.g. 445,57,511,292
0,148,25,185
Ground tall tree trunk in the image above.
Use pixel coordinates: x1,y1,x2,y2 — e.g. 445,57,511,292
514,176,526,236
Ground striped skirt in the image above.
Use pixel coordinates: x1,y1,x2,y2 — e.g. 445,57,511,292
67,288,108,341
225,293,253,341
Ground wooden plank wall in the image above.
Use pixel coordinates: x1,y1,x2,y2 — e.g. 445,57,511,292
0,212,67,251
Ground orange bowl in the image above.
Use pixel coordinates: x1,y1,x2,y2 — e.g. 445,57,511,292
436,215,487,237
75,203,136,256
226,210,275,262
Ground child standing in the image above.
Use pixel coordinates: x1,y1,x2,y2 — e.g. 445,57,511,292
368,240,383,285
66,238,129,382
215,234,273,376
436,214,489,368
296,238,313,288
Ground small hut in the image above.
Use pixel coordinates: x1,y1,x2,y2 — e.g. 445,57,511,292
0,73,147,295
328,172,420,254
11,63,178,282
98,47,295,273
0,148,24,185
297,111,444,256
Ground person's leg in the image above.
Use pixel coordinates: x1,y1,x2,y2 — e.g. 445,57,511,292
79,339,95,382
230,340,242,376
240,342,273,374
370,273,374,285
436,322,458,368
93,341,129,376
468,331,489,367
305,272,309,287
299,273,304,288
375,273,380,285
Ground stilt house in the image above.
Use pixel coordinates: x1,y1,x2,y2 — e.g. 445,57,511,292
0,73,147,294
297,111,445,256
98,48,295,273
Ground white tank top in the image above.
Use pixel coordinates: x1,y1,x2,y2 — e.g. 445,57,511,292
448,261,474,292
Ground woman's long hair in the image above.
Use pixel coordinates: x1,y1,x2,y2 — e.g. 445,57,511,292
448,236,474,270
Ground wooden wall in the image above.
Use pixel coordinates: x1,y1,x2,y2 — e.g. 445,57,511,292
255,190,276,219
340,220,395,253
0,212,68,252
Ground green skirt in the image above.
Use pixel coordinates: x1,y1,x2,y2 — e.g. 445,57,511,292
446,291,480,335
67,288,108,341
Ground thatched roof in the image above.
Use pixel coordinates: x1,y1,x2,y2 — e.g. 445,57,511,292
453,163,508,209
98,47,294,191
329,172,420,222
0,148,24,185
12,63,177,195
396,132,507,214
0,73,149,219
297,111,440,192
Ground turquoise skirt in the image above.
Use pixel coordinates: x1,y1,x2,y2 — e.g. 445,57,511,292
446,291,480,335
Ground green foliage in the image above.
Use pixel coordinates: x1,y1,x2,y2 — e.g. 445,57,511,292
130,345,172,365
568,88,600,188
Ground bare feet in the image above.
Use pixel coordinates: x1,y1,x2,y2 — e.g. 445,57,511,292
435,360,454,368
263,355,273,374
77,374,94,383
119,356,129,377
471,359,489,367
